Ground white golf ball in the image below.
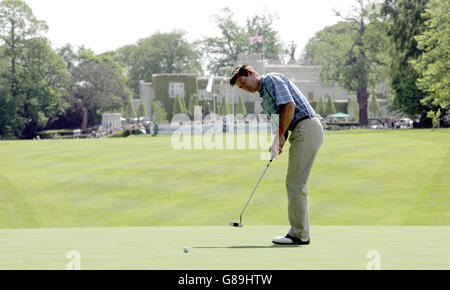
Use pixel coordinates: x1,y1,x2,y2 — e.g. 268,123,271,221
183,247,189,253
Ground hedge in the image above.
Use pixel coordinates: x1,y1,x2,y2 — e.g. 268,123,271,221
106,129,147,138
310,101,348,115
39,129,75,139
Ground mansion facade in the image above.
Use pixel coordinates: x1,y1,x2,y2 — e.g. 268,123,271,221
139,53,392,121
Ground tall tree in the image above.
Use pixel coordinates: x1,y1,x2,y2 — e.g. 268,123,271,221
113,31,203,97
218,97,232,116
187,93,199,119
17,38,70,138
202,7,285,75
136,99,147,118
123,95,136,122
0,0,47,97
347,96,360,122
152,101,167,124
62,47,131,131
0,0,68,138
172,95,187,116
236,95,247,116
325,96,337,117
411,0,449,124
304,0,389,126
246,11,284,61
315,96,326,117
201,8,248,76
381,0,430,123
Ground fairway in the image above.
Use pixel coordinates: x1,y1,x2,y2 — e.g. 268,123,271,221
0,129,449,269
0,129,448,228
0,226,449,270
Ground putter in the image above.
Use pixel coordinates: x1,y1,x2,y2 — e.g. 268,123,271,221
230,159,273,228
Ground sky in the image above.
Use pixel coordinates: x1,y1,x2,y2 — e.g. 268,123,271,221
25,0,357,59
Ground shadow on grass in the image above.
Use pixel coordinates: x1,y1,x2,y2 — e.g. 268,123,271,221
194,245,302,249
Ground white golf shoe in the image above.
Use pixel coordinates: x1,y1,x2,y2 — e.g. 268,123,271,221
272,235,310,245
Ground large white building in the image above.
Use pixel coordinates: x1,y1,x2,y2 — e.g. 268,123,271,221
237,53,353,103
139,53,392,121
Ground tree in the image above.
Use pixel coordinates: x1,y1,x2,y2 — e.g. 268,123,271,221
369,95,381,117
218,97,229,116
172,95,187,116
202,7,285,75
381,0,430,123
123,95,136,122
172,96,180,116
201,8,248,76
325,96,337,117
220,97,233,116
113,31,203,97
0,0,55,138
347,96,360,122
212,95,219,114
187,93,199,119
152,101,167,124
17,38,70,138
180,96,187,115
236,95,247,116
246,11,285,61
304,21,356,66
136,99,147,118
411,0,449,124
304,0,390,126
314,96,326,117
64,48,131,131
0,0,48,96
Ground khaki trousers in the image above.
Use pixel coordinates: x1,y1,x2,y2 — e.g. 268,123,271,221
286,117,324,240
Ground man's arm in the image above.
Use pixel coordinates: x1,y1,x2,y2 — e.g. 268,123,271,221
271,102,295,159
278,102,296,139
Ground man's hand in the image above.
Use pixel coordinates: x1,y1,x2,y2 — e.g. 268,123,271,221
270,134,286,160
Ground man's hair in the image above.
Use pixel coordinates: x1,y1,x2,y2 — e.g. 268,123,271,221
229,64,259,86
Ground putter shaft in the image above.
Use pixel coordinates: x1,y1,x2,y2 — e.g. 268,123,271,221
239,159,273,225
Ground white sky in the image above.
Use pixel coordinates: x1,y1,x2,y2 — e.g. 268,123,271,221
25,0,357,58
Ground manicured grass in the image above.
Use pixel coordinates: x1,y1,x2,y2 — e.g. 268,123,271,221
0,226,448,270
0,129,448,228
0,129,448,269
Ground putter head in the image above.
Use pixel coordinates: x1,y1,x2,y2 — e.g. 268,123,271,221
229,221,243,228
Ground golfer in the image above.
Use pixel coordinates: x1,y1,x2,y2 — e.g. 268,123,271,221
230,64,324,245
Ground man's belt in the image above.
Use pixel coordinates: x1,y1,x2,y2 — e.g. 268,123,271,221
290,115,313,131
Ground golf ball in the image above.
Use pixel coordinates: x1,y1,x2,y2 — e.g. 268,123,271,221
184,247,189,253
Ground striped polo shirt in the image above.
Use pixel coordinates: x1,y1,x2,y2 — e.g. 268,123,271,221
259,73,316,131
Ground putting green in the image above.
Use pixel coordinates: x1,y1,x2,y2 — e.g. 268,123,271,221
0,226,448,270
0,129,448,269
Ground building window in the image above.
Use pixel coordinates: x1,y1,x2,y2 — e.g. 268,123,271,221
169,83,185,98
308,92,314,102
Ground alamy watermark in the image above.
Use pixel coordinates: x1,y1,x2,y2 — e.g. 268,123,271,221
66,250,81,270
366,250,381,270
170,107,280,160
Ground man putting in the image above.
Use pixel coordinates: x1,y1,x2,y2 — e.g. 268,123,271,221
230,64,324,245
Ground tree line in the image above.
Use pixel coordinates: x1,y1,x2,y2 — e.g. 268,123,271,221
303,0,448,127
0,0,448,139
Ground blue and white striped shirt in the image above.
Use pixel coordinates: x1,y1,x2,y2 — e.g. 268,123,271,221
259,73,316,131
